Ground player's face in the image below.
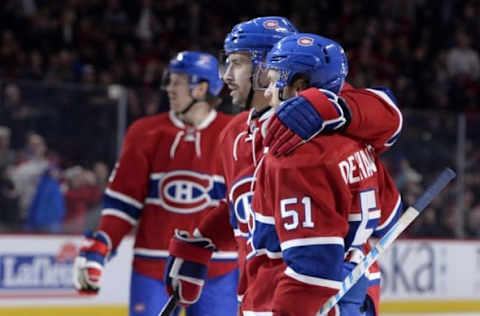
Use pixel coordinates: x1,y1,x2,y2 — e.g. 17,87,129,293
222,52,253,107
166,72,193,113
264,69,282,108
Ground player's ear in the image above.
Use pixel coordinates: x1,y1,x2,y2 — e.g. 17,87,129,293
192,81,209,100
292,77,309,96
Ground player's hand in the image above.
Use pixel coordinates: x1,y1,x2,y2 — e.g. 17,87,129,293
165,229,215,307
73,231,111,295
264,88,350,156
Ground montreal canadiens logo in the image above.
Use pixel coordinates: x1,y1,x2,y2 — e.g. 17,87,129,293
297,37,314,47
149,170,224,214
230,177,255,237
263,20,279,30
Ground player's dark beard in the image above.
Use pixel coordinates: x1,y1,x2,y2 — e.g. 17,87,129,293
244,87,254,110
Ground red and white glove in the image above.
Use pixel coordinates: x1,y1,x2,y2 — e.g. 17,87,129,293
165,229,215,307
73,231,111,295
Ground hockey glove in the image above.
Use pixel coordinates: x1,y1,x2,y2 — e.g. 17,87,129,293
73,231,112,295
264,88,350,156
165,229,215,307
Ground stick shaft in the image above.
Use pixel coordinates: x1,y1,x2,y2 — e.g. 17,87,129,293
158,294,179,316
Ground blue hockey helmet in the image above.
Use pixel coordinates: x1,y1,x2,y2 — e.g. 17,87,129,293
168,51,224,96
223,16,298,67
265,33,348,94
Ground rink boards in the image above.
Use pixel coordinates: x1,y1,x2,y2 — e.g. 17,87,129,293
0,235,479,315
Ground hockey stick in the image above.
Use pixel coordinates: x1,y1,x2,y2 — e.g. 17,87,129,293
317,167,456,316
158,291,179,316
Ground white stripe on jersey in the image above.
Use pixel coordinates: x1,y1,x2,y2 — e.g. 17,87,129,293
242,312,273,316
348,209,381,222
211,251,238,260
234,228,249,238
280,236,344,251
135,248,169,257
377,195,401,230
255,213,275,224
145,197,220,213
285,267,342,289
150,170,225,183
134,248,237,260
254,248,283,259
105,188,143,209
101,208,137,225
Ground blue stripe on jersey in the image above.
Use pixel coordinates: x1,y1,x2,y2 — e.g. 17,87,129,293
373,198,403,238
251,220,281,254
228,201,238,229
283,244,344,281
148,178,159,198
103,193,142,220
209,181,227,200
344,218,380,250
146,177,226,201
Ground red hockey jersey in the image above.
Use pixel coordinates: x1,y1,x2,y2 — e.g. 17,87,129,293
97,110,237,280
198,108,272,302
246,136,402,315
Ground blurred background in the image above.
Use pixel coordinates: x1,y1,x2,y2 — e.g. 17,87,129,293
0,0,479,315
0,0,479,238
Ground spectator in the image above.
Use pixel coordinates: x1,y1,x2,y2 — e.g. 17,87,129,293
0,126,16,170
0,165,20,230
24,165,65,232
11,133,50,221
62,165,102,233
466,204,480,238
446,30,480,80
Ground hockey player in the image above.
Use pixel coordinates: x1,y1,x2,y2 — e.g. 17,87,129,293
164,17,402,316
246,33,403,315
72,51,238,316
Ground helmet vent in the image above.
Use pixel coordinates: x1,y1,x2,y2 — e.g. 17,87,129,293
323,48,330,64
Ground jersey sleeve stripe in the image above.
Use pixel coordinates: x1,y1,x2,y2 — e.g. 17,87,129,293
105,188,143,209
103,193,142,220
366,88,403,147
283,244,344,279
252,221,281,254
101,208,137,225
280,236,344,251
376,195,402,231
285,266,342,289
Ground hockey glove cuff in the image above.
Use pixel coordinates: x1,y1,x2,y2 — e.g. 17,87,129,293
73,231,112,295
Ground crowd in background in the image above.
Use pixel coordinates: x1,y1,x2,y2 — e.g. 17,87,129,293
0,0,479,237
